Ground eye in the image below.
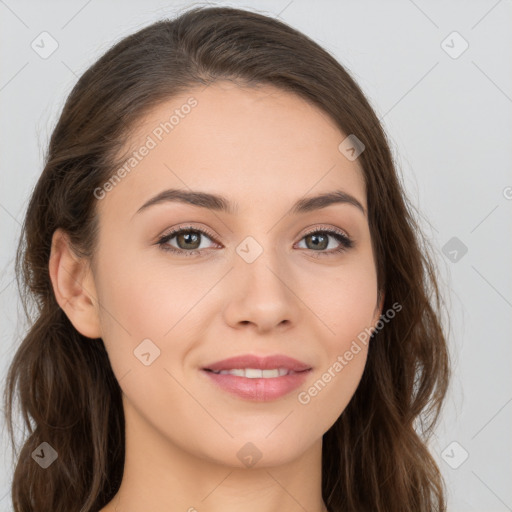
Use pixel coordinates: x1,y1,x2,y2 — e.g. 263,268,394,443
295,226,354,257
156,225,219,257
156,224,354,258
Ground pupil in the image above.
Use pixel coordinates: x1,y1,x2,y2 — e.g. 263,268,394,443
180,231,199,249
309,233,327,250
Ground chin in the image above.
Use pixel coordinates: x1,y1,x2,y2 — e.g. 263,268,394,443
194,431,317,469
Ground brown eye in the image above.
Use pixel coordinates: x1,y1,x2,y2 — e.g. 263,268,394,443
157,226,219,256
296,228,354,257
175,230,202,250
304,232,329,250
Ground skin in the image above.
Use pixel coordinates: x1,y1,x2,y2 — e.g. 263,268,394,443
49,81,384,512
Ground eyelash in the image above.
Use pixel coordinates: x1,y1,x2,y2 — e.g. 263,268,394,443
156,224,354,259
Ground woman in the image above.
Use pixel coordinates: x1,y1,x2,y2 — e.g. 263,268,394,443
4,5,450,512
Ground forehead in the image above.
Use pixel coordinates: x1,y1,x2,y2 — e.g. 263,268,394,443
97,81,366,220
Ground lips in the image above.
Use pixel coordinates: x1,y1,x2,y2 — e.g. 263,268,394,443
203,354,312,373
201,354,312,401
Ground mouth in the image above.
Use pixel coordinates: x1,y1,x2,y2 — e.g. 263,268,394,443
202,353,312,373
201,354,312,401
203,367,308,377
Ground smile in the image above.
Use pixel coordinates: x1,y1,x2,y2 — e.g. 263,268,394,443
202,368,311,401
207,368,298,378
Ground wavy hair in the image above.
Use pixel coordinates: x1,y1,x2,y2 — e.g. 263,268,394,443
3,5,450,511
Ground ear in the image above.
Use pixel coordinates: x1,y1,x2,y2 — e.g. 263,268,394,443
48,228,102,339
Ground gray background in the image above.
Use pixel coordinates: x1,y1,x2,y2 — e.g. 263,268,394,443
1,0,511,510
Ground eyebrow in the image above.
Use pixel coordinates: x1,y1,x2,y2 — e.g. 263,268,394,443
134,188,366,217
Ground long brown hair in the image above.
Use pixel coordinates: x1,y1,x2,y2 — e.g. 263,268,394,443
3,5,450,511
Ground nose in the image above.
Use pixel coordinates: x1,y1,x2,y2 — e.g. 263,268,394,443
222,248,302,334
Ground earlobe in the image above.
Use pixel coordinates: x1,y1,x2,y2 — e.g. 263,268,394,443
48,228,102,339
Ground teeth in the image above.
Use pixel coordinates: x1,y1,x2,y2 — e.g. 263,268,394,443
223,369,245,377
245,368,263,378
214,368,292,378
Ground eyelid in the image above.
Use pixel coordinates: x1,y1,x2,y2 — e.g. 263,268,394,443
158,223,220,243
158,223,351,243
300,223,350,240
156,222,354,256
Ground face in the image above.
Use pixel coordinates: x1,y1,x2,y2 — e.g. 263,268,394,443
69,81,383,468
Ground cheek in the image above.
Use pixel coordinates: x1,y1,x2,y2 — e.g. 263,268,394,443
297,343,368,436
295,267,375,421
293,259,376,424
95,247,198,335
306,258,378,347
93,249,213,379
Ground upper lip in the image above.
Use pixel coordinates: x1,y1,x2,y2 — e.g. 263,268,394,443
203,354,312,372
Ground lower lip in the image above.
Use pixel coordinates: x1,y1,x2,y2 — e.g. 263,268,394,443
202,369,311,401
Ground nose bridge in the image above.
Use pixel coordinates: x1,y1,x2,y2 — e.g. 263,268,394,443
236,233,288,298
223,233,300,332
